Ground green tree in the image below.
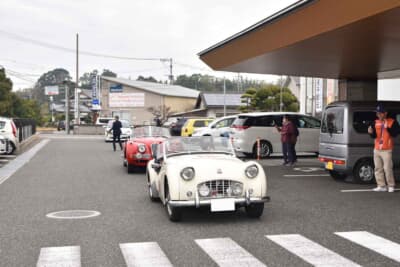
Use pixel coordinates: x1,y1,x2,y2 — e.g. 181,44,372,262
0,68,13,116
137,76,158,83
32,68,72,104
241,84,299,112
101,69,117,77
239,88,257,112
80,70,99,89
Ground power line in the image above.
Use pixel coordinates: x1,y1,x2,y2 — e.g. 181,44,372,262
0,29,169,61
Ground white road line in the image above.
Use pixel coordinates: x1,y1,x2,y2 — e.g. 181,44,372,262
37,246,81,267
120,242,173,267
195,237,266,267
335,231,400,263
0,139,49,185
284,174,330,177
341,189,400,193
266,234,361,267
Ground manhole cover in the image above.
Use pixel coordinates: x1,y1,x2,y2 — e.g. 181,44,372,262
46,210,101,219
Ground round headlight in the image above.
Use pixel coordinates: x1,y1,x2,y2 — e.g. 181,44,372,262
198,184,210,197
245,164,259,178
180,167,195,181
232,183,243,196
135,153,143,159
138,144,146,153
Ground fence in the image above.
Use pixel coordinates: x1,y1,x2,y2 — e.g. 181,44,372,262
13,118,36,143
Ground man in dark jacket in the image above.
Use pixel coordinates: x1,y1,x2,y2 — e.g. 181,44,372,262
275,115,296,165
109,115,123,151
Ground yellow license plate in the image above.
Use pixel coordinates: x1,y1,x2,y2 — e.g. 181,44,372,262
325,162,333,170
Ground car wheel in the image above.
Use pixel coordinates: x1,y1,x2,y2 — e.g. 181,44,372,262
252,140,272,158
245,203,264,218
127,163,136,173
353,158,375,184
165,185,181,222
329,170,347,181
148,182,159,202
6,143,16,155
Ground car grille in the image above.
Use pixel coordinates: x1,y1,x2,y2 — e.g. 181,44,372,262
198,180,242,198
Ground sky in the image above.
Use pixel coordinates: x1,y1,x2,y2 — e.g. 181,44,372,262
0,0,298,90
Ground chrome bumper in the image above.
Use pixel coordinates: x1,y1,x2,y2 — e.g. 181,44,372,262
168,190,270,208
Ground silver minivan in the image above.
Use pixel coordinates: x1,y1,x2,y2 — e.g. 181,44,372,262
319,101,400,184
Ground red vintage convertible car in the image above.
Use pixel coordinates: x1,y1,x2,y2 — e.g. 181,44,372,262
123,126,170,173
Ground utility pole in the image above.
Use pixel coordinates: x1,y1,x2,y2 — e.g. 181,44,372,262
279,75,284,112
161,58,173,84
223,77,226,116
74,33,80,125
65,82,70,134
169,58,173,84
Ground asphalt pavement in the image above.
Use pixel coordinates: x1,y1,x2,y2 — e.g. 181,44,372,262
0,134,399,266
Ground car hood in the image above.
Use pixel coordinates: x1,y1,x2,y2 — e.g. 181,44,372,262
130,137,165,145
165,154,258,180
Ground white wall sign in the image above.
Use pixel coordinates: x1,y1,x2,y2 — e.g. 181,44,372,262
315,78,323,113
44,85,59,95
109,93,145,107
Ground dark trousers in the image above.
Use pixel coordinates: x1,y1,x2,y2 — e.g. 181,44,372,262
113,134,122,151
282,142,295,163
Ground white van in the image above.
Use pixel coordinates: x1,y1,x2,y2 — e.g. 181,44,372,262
192,115,237,137
230,112,321,158
0,117,18,154
95,117,113,126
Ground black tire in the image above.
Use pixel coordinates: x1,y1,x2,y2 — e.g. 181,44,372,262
353,158,375,184
245,203,264,218
329,170,347,181
127,163,136,173
123,159,127,167
6,143,16,155
148,182,159,202
252,140,272,158
165,185,181,222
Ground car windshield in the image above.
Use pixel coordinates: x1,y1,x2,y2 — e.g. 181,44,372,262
0,121,5,129
164,136,234,157
134,126,170,137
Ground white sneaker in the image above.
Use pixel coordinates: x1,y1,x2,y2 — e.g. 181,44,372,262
373,186,387,192
388,187,395,193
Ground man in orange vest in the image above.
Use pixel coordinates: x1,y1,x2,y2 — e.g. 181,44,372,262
368,103,399,192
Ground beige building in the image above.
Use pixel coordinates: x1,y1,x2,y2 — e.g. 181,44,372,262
100,77,199,125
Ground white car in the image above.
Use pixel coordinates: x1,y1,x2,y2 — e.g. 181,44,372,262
104,119,133,142
146,136,270,221
0,117,18,154
192,115,237,137
0,135,10,155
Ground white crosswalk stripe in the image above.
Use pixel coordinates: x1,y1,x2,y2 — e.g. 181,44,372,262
37,246,81,267
120,242,173,267
335,231,400,263
266,234,361,267
195,237,266,267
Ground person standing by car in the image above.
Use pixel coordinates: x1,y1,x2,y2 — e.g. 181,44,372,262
109,115,123,151
368,103,399,192
275,115,296,165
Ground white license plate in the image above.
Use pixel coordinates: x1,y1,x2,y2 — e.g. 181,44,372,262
210,198,235,212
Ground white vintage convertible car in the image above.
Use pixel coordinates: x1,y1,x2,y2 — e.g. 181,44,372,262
146,136,270,221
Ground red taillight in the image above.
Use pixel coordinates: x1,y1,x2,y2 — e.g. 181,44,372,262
333,159,345,165
231,125,249,130
11,121,17,137
318,157,345,165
